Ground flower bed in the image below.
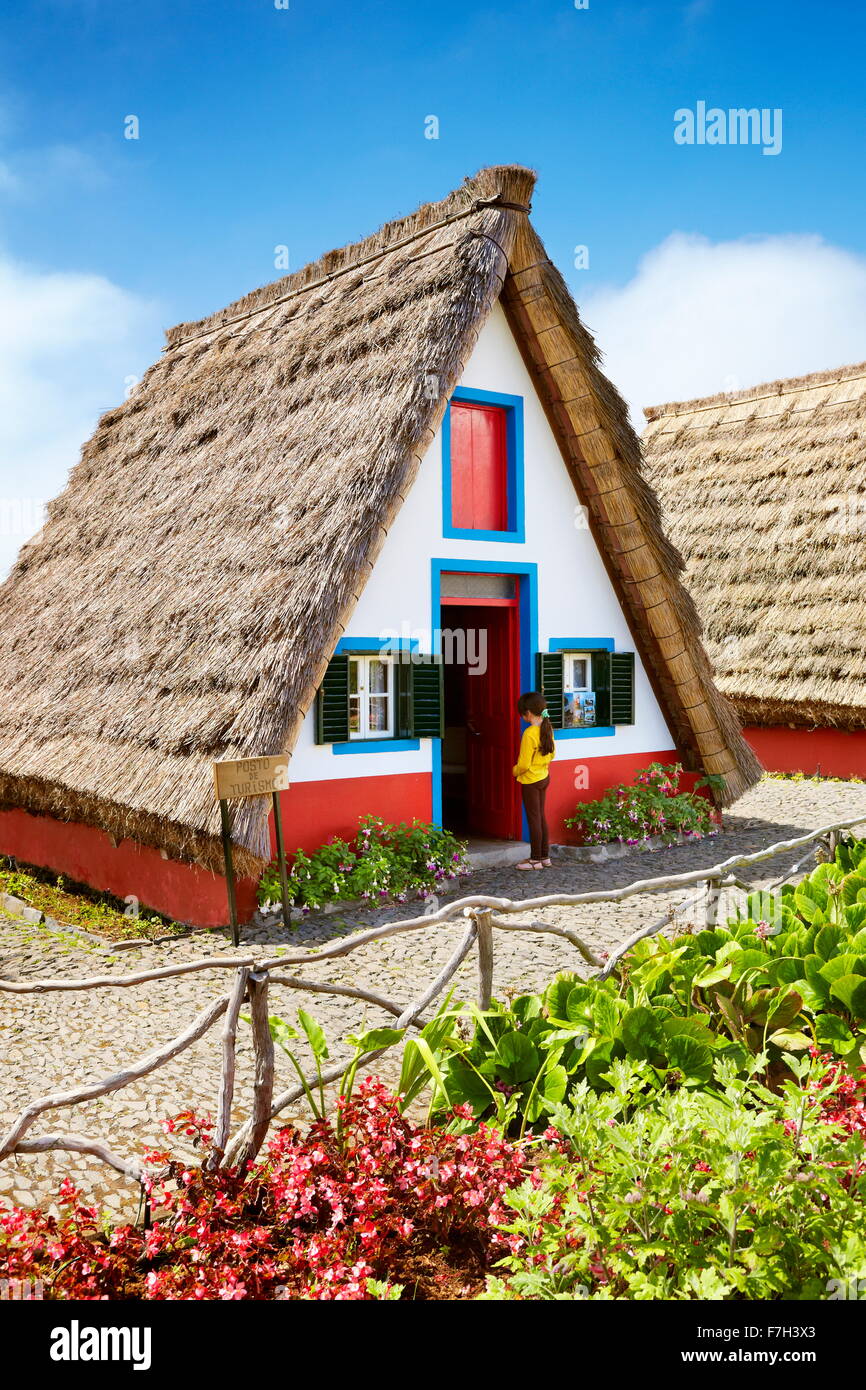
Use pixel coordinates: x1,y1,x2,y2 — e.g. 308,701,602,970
6,832,866,1300
564,762,718,847
0,1081,526,1301
258,815,470,914
0,858,185,943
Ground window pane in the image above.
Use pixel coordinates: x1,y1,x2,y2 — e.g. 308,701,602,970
368,659,389,694
368,695,390,732
349,661,359,695
349,696,361,734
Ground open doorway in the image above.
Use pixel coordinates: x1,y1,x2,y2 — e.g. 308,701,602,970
440,574,523,840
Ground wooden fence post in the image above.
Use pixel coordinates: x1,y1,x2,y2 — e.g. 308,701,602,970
704,877,722,926
232,970,274,1169
475,909,494,1010
208,965,250,1171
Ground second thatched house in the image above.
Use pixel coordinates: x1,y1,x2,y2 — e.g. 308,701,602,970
644,362,866,777
0,165,759,926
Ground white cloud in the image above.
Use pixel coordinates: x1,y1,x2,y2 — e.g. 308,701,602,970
578,232,866,424
0,250,162,577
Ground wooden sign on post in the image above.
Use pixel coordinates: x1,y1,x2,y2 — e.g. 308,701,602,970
213,755,291,947
213,755,290,801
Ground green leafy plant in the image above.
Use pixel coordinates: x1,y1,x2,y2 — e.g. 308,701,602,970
481,1053,866,1301
405,836,866,1130
257,815,469,912
564,762,716,847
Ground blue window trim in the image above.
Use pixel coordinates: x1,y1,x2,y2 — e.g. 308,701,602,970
441,386,525,543
333,738,421,755
547,636,616,739
330,638,420,753
556,726,615,741
548,637,615,653
431,559,538,834
335,637,419,654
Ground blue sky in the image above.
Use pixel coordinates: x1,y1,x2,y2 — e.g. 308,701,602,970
1,0,865,571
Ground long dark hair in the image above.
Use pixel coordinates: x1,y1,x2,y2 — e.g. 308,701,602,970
517,690,555,758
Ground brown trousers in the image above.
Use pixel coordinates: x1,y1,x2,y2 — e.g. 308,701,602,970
521,775,550,860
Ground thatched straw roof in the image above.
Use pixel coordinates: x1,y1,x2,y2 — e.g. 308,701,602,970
644,362,866,730
0,165,759,875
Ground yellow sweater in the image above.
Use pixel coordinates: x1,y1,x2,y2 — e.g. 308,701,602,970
513,725,555,784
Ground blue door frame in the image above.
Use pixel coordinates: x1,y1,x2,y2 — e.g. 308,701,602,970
430,559,538,839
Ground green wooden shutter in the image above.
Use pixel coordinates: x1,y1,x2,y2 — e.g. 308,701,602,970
409,657,444,738
396,655,413,739
610,651,636,725
315,654,350,743
593,649,611,726
535,652,564,729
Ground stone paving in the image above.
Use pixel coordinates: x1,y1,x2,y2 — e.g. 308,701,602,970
1,777,865,1219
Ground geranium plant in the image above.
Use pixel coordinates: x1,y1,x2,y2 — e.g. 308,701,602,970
564,762,716,847
258,815,470,912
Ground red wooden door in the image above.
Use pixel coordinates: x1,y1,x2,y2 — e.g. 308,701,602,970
464,604,521,839
450,402,508,531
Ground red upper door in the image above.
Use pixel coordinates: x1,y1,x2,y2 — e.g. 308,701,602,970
450,402,508,531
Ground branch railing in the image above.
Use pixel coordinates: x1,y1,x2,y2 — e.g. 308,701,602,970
1,815,863,1188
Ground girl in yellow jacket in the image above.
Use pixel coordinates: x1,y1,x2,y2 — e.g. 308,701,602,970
512,690,555,870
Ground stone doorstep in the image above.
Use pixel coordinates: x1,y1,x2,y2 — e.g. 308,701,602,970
551,828,720,865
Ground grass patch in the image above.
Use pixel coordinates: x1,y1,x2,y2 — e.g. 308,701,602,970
0,857,188,942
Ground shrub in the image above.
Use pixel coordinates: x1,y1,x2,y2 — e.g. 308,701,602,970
564,762,716,847
413,835,866,1131
0,1080,527,1301
258,815,470,912
482,1054,866,1301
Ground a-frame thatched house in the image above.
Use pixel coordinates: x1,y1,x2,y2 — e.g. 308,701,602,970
0,166,759,926
644,362,866,777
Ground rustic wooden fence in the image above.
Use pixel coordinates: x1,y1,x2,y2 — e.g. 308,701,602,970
1,815,864,1188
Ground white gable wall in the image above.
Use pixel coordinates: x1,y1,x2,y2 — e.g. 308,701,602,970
289,300,674,782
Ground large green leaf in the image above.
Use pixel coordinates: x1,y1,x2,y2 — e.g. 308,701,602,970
297,1008,330,1060
662,1016,717,1047
768,1029,812,1051
564,984,595,1027
526,1062,569,1122
829,975,866,1021
494,1030,539,1083
765,988,804,1030
665,1033,714,1084
584,1040,615,1091
819,954,866,984
815,1014,855,1050
694,960,733,988
348,1026,404,1054
767,957,805,986
440,1057,492,1112
544,973,579,1021
618,1006,665,1059
842,872,866,907
815,924,845,961
266,1014,299,1052
591,991,620,1039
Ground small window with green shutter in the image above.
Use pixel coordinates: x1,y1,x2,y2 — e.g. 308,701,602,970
535,646,635,730
316,650,443,744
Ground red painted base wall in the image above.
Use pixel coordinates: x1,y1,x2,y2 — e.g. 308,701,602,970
743,726,866,779
0,754,702,929
269,772,433,857
0,807,258,929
